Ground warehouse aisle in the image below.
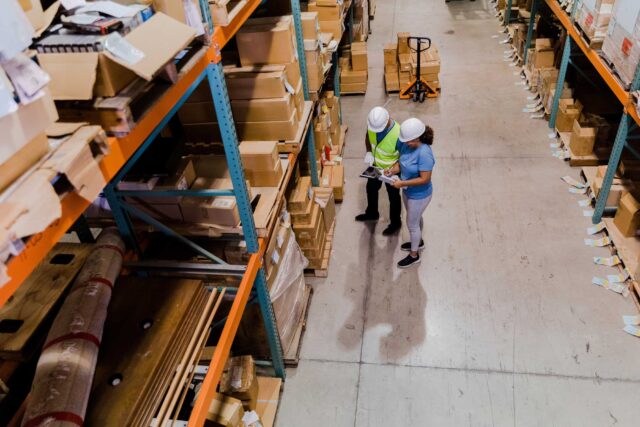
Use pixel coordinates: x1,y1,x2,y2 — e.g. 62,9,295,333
278,0,640,425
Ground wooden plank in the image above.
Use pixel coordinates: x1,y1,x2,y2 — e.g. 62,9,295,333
86,277,205,426
0,244,92,360
284,285,312,366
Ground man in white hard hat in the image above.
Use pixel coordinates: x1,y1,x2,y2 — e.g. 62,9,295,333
354,106,402,235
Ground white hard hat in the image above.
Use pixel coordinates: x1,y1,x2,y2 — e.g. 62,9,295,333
367,107,390,133
399,118,427,142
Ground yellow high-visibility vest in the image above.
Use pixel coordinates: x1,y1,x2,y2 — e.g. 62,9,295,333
367,121,400,168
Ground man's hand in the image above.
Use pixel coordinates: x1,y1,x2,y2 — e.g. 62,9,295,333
364,152,374,166
383,169,392,176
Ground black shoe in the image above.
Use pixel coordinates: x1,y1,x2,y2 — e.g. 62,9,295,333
401,240,425,251
382,224,401,236
398,253,420,268
355,213,379,222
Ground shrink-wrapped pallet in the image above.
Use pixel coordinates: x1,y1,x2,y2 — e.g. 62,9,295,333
602,0,640,88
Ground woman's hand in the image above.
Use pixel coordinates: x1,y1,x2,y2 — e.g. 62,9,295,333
383,169,392,176
391,179,404,189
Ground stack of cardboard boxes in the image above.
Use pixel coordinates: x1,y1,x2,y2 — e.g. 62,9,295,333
569,113,611,158
313,91,343,164
575,0,615,46
301,12,331,93
340,41,369,93
289,176,336,269
384,32,441,93
593,166,636,208
120,140,283,228
308,0,345,41
181,16,306,144
353,0,370,41
602,0,640,88
208,356,262,426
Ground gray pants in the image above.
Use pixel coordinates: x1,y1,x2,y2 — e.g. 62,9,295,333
402,192,432,252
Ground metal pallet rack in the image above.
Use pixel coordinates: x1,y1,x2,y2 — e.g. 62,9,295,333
520,0,640,224
1,0,321,424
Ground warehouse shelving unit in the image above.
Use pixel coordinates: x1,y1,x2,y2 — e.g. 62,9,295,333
522,0,640,224
1,0,327,424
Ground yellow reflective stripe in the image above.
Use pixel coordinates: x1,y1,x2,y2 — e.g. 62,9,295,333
374,158,397,167
374,146,399,157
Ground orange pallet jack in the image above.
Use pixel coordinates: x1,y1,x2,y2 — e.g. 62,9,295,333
399,36,439,102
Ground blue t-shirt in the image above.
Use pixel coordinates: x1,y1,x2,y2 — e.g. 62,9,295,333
397,141,435,199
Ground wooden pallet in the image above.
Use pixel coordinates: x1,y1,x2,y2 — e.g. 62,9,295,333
0,244,92,361
283,285,313,366
56,43,208,136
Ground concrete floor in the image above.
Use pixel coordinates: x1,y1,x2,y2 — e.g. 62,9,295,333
277,0,640,425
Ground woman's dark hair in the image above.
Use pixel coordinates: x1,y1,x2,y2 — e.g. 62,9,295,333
419,126,434,145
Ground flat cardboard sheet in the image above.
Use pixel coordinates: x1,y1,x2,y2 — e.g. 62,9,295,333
104,12,196,80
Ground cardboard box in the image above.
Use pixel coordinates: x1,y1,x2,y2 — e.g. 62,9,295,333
207,393,245,427
308,2,344,20
340,68,368,84
239,141,279,172
321,164,344,201
291,194,314,225
232,94,297,122
0,132,49,193
570,119,598,156
288,176,313,212
384,43,398,65
593,175,634,207
385,71,400,91
556,99,583,132
244,159,284,187
182,196,240,226
397,32,410,54
38,13,196,100
313,186,336,229
614,192,640,237
319,19,344,40
301,12,320,40
237,16,297,66
154,0,201,26
384,63,398,73
306,59,325,92
220,355,259,411
351,41,368,71
534,38,555,69
341,82,367,93
225,69,292,100
293,202,324,244
184,110,299,142
0,90,57,168
20,0,44,32
398,53,412,71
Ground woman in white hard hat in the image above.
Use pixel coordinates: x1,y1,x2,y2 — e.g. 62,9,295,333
355,106,402,236
384,118,435,268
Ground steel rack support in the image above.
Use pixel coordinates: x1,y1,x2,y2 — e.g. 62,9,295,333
207,62,286,378
505,0,513,27
254,267,286,378
333,49,343,124
549,36,571,130
291,0,320,186
523,0,539,64
103,64,212,253
593,113,631,223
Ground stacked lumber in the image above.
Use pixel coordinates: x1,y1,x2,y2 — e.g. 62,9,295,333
22,228,125,427
85,277,223,427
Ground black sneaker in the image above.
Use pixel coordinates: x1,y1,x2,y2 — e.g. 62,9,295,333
398,253,420,268
382,223,401,236
401,240,424,251
355,213,379,222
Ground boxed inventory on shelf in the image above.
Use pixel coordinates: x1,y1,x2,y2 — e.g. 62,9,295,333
38,13,197,100
575,0,615,41
219,356,260,411
602,0,640,87
556,99,583,132
308,1,345,40
236,16,298,66
614,192,640,237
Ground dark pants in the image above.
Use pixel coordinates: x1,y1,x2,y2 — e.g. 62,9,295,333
366,178,402,226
